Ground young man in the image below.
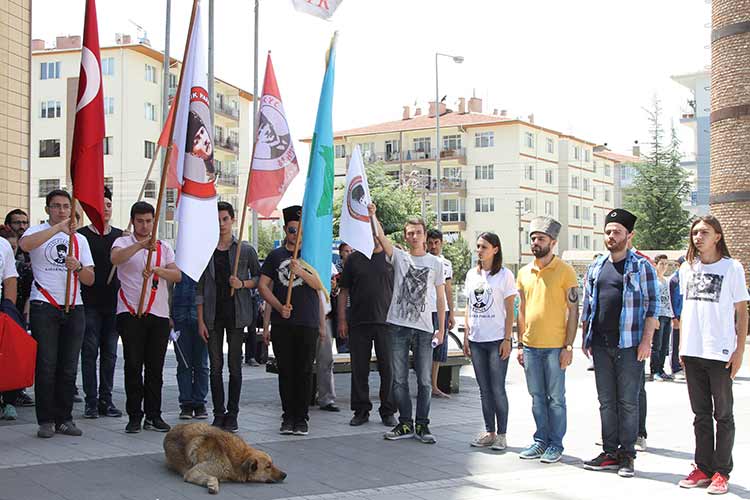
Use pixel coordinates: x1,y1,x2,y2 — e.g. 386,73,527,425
581,208,658,478
516,217,579,464
334,242,352,353
426,229,455,399
669,256,685,380
338,235,397,427
111,201,181,434
370,204,446,444
677,216,748,495
651,254,674,382
19,190,95,438
197,201,260,433
258,205,323,436
78,187,123,419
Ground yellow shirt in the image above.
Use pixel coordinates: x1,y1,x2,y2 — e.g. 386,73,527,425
517,256,578,348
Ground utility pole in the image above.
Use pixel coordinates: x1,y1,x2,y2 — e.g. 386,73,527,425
251,0,259,247
516,199,524,272
158,0,171,240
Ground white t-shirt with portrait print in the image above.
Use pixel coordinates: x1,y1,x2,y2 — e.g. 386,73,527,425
464,267,518,343
0,237,19,298
679,257,750,362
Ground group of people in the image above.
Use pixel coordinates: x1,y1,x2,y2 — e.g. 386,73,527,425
0,189,746,496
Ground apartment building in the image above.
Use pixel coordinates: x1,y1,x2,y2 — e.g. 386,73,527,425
30,36,252,232
330,97,623,268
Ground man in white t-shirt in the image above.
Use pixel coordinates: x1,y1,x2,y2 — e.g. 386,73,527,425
19,189,95,438
111,201,181,434
0,234,18,302
370,204,446,445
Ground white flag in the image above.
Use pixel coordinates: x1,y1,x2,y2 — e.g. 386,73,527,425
170,0,219,282
340,145,374,258
291,0,343,19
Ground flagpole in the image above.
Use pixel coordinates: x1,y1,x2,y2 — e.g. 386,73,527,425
63,196,78,312
250,0,259,249
136,0,200,316
285,208,304,306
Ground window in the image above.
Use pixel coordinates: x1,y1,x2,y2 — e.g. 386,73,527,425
593,212,598,226
166,188,177,206
524,197,535,213
474,131,494,148
475,197,494,212
144,102,157,121
583,206,591,221
40,61,61,80
412,137,431,154
334,144,346,159
441,199,465,222
104,177,113,191
572,234,580,249
604,189,611,202
39,139,60,158
103,136,113,155
545,200,554,216
604,165,612,177
573,145,580,160
524,165,535,181
164,221,176,239
573,205,580,220
40,100,61,118
144,180,156,199
571,175,580,190
593,160,598,173
104,96,115,115
169,73,178,91
475,164,494,180
593,186,597,199
442,134,462,151
584,235,591,249
102,57,115,76
358,142,375,161
215,125,225,142
583,178,590,192
524,132,534,148
443,167,461,181
384,139,400,160
144,140,156,159
546,137,554,154
145,64,157,83
545,169,553,185
584,149,591,162
38,179,60,197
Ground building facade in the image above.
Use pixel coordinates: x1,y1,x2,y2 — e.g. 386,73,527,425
30,36,252,232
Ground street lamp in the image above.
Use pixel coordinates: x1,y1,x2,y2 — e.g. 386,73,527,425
435,52,463,230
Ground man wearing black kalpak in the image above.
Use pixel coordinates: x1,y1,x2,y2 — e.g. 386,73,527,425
258,205,324,436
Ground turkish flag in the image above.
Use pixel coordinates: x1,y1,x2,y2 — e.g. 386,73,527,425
70,0,105,233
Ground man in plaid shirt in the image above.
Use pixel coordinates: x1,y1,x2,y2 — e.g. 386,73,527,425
581,208,658,479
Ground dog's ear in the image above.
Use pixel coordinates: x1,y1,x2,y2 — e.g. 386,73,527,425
242,458,258,475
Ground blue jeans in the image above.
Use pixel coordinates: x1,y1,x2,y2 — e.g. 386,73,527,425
592,346,643,458
650,316,672,375
174,313,208,410
81,308,118,408
523,347,567,449
470,340,509,434
29,301,85,425
390,325,432,426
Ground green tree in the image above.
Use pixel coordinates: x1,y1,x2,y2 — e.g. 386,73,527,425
248,223,279,260
443,235,472,285
624,99,693,250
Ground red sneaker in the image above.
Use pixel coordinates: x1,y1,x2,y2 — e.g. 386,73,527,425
678,465,711,488
707,473,728,495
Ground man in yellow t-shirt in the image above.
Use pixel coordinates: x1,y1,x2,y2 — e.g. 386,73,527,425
516,216,579,464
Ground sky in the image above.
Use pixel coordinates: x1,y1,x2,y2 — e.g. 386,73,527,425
32,0,711,204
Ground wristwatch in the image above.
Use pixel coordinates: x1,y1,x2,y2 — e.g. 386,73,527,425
565,345,573,352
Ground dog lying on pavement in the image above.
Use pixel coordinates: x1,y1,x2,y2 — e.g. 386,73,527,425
164,423,287,494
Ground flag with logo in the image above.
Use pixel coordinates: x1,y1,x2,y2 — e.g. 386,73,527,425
300,33,337,294
340,145,374,258
246,53,299,217
291,0,343,19
70,0,105,233
168,0,219,281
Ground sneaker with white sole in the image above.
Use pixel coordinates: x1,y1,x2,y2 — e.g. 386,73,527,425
678,465,711,489
55,421,83,436
519,442,546,460
384,422,414,440
540,446,563,463
414,423,436,444
470,432,495,448
491,434,507,451
635,436,647,452
707,473,729,495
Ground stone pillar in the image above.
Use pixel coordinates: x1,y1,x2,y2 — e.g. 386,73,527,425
709,0,750,284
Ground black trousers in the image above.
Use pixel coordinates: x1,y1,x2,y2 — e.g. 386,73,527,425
270,323,317,423
349,323,395,417
684,356,734,477
208,320,246,416
117,313,170,420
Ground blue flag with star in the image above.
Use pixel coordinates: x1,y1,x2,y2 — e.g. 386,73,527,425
300,33,337,294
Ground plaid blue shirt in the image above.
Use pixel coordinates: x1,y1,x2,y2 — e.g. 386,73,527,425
582,249,659,349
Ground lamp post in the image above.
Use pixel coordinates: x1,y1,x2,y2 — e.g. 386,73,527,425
435,52,463,230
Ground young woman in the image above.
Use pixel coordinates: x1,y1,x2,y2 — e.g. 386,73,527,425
463,232,517,450
677,216,748,495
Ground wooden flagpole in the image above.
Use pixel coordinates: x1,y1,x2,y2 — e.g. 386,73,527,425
63,196,78,312
136,0,200,316
229,155,254,298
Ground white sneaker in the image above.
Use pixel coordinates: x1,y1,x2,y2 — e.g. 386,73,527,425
491,434,507,451
470,432,495,448
635,436,647,452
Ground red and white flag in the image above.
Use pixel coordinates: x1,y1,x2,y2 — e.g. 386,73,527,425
70,0,105,232
291,0,343,19
246,53,299,217
168,0,219,281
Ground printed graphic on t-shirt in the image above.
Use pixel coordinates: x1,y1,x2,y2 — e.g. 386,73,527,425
470,281,494,313
277,258,304,288
43,237,70,270
686,272,723,303
395,265,430,322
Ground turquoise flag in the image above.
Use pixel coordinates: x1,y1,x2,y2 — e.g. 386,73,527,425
300,33,337,294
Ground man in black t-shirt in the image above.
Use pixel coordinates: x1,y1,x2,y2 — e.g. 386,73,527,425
258,205,323,436
78,187,124,419
338,237,397,427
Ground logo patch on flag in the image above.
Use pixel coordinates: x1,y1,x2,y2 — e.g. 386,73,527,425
346,175,369,223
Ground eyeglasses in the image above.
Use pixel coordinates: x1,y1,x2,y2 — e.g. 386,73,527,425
287,226,298,234
48,203,71,210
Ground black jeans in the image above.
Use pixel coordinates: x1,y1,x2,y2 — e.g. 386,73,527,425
81,307,118,408
348,323,395,417
271,324,318,423
639,366,647,438
671,327,682,373
208,320,246,416
117,313,169,420
30,301,85,425
684,356,734,477
650,316,672,375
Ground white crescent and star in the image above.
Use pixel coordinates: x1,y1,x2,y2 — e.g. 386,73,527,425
76,46,101,112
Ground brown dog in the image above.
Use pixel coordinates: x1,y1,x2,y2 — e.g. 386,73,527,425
164,423,287,494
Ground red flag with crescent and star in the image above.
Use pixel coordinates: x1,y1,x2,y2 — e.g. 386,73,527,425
70,0,105,233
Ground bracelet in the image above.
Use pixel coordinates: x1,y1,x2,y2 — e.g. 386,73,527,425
76,263,83,273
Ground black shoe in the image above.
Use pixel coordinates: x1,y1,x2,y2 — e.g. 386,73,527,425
212,414,226,428
246,359,260,367
179,408,193,420
350,412,369,426
98,402,122,418
193,406,208,419
320,403,340,412
618,455,635,478
14,391,35,407
83,405,99,419
279,419,294,435
223,414,239,433
293,420,309,436
55,421,83,436
144,417,170,432
381,414,398,427
125,418,142,434
583,452,620,471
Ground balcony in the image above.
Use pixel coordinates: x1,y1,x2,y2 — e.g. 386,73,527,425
354,147,467,165
441,212,466,230
215,100,240,120
215,136,239,153
404,173,467,197
217,167,239,187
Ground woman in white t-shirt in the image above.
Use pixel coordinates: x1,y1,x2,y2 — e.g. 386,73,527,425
677,216,749,495
463,232,517,451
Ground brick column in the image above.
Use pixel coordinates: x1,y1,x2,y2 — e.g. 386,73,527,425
709,0,750,284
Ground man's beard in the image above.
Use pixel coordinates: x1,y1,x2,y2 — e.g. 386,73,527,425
605,238,627,253
531,244,550,258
